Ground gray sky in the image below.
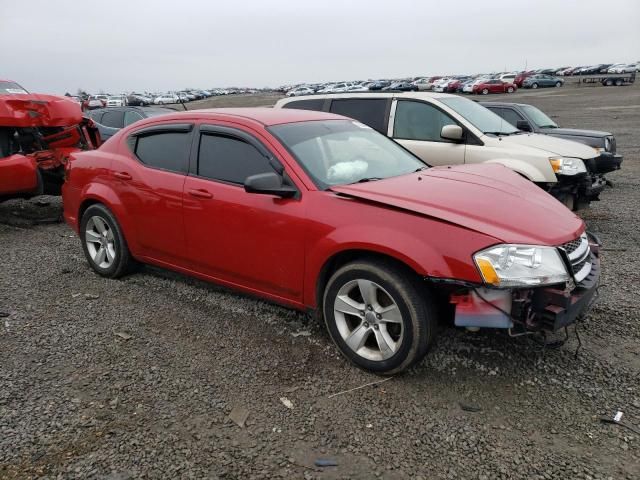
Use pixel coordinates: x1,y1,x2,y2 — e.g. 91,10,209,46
1,0,638,94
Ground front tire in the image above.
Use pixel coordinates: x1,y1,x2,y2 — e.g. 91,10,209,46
80,204,135,278
555,81,562,87
531,83,539,89
507,87,514,93
482,88,489,95
322,260,436,374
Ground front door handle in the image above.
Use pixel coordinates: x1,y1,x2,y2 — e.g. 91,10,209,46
188,188,213,199
114,171,132,180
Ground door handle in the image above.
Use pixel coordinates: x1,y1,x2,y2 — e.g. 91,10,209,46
114,171,132,180
188,188,213,199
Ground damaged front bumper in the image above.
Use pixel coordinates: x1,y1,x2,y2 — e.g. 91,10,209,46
451,234,601,333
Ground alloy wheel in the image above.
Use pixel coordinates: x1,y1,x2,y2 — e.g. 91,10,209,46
85,216,116,269
333,279,404,361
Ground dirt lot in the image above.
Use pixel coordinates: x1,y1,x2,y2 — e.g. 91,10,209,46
1,82,639,480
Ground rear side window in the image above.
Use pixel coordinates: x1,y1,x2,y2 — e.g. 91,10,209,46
329,99,388,133
134,132,190,173
393,100,457,142
101,110,124,128
198,134,274,184
282,99,325,111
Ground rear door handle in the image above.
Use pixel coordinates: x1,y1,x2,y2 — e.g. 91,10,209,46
188,188,213,199
114,171,132,180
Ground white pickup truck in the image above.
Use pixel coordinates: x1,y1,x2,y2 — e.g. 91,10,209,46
276,92,601,209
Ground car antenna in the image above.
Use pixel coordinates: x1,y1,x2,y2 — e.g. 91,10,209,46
179,93,188,112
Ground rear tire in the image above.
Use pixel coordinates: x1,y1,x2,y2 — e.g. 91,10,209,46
605,79,613,86
80,204,135,278
555,81,562,87
322,260,437,375
615,79,622,86
507,87,514,93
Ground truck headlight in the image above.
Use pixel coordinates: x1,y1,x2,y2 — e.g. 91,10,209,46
604,137,612,152
474,245,569,288
549,156,587,176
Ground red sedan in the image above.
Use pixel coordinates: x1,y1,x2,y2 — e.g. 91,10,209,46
473,79,517,95
62,108,600,373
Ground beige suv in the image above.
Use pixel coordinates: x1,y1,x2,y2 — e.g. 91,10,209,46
275,92,600,209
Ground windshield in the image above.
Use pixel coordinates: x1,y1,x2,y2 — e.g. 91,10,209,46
521,105,558,128
0,81,28,94
270,120,427,189
439,96,519,135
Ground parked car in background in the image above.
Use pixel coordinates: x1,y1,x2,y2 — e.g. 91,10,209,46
482,101,622,206
286,87,315,97
498,73,517,83
472,79,517,94
88,106,173,142
154,94,178,105
62,107,600,374
522,75,564,89
83,95,108,110
514,72,533,87
277,92,602,210
106,95,126,107
127,93,152,106
383,82,418,91
368,80,391,91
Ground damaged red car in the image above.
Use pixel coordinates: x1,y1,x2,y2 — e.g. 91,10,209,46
62,108,600,374
0,80,99,199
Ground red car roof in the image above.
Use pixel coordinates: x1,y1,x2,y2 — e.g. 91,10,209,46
165,107,344,126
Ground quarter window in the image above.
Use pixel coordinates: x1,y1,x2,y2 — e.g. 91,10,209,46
393,100,458,142
198,134,274,184
283,99,325,111
134,131,190,173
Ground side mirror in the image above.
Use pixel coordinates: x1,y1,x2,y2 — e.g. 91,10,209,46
441,124,464,142
244,172,297,198
516,120,532,132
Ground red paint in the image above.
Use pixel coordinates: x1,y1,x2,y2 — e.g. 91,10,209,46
472,81,518,94
62,108,585,310
0,80,100,198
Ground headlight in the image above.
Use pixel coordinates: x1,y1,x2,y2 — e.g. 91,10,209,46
604,137,612,152
549,156,587,176
474,244,569,288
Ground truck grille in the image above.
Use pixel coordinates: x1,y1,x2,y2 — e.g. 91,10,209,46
560,233,591,283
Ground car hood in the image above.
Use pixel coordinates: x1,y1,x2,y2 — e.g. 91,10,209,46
331,164,584,246
0,93,83,127
539,127,611,138
496,132,598,159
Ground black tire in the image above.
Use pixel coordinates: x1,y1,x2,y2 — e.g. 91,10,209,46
80,204,135,278
482,88,489,95
605,79,613,86
322,260,437,375
531,83,539,89
615,79,622,86
555,81,562,87
507,87,514,93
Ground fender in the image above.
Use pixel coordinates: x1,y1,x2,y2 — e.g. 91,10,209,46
483,157,554,183
0,154,39,196
77,182,142,255
303,223,488,307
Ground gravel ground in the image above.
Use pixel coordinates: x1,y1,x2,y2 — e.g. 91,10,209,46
1,84,639,479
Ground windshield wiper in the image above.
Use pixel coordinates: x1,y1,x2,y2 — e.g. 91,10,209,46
351,177,382,184
484,131,513,136
539,124,557,129
414,166,429,172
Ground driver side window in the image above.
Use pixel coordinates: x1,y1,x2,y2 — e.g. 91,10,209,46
393,100,457,142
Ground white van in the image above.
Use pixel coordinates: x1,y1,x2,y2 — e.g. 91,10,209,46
275,92,600,209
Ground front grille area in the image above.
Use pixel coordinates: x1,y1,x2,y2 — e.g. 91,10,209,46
560,233,592,283
562,237,582,256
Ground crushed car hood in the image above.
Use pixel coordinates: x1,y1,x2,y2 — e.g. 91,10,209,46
331,164,584,245
0,93,83,128
497,132,598,160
